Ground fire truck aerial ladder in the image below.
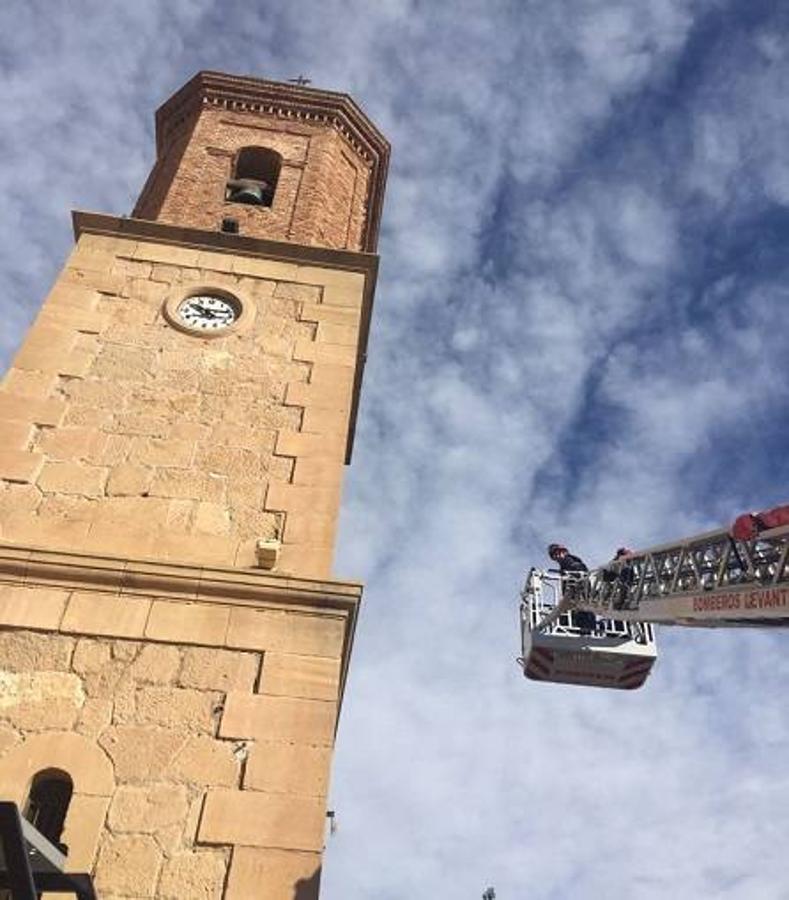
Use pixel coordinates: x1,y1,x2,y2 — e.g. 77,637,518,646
519,518,789,690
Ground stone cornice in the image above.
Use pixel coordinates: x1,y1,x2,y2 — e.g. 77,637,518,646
72,211,379,464
0,543,362,611
154,70,390,252
0,543,362,722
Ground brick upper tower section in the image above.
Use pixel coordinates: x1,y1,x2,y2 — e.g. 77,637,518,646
133,71,389,252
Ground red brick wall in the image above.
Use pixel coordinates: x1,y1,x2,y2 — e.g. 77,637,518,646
134,109,372,252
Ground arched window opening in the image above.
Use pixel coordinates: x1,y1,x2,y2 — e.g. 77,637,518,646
24,769,73,849
226,147,282,207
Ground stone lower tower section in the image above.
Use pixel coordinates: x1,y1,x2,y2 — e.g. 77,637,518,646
0,72,388,898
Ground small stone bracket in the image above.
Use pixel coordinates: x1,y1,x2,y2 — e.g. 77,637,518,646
255,538,281,570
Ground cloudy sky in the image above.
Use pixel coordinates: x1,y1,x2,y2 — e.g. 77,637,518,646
2,1,789,897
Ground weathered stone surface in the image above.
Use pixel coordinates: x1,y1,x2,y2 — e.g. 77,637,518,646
106,462,154,496
92,344,157,381
219,693,336,745
0,393,65,427
145,601,230,646
274,282,322,303
149,468,225,503
0,723,20,757
0,449,43,483
0,631,74,671
261,653,340,701
226,608,346,658
1,369,57,397
112,639,141,661
130,644,181,684
195,446,265,480
32,493,94,525
72,638,112,674
78,657,128,700
158,850,228,900
130,437,194,468
134,686,217,733
113,411,169,438
37,426,105,461
169,735,240,787
0,671,84,730
193,501,231,535
62,592,151,639
210,422,276,452
111,675,137,725
183,793,205,845
154,822,185,857
199,788,326,851
59,793,110,870
127,275,170,301
224,504,279,541
108,783,189,832
0,482,40,520
0,585,68,629
76,697,113,738
37,460,108,496
90,496,170,531
112,257,152,279
179,647,259,693
244,742,332,797
94,834,162,897
226,847,322,900
165,497,194,529
99,725,186,781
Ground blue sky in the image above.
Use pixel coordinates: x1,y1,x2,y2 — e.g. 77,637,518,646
2,1,789,897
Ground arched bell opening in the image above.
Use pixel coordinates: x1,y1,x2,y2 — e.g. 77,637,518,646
23,768,74,851
226,146,282,207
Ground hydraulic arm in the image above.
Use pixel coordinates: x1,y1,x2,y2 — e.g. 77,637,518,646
569,524,789,627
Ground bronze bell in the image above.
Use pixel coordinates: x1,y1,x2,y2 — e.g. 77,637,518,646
226,178,270,206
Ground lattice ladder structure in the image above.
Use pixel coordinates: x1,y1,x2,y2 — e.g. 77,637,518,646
549,523,789,628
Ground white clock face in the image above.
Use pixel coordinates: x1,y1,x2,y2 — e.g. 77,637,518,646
177,294,239,331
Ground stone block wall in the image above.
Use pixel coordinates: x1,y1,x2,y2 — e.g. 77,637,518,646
0,231,367,578
0,572,351,899
135,108,372,252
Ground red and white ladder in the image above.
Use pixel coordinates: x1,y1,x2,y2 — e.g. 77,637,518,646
571,524,789,627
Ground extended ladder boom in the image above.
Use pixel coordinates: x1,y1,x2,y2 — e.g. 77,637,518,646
518,519,788,689
573,524,789,627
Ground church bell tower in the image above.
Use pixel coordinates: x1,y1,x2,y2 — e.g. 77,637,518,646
0,71,388,897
